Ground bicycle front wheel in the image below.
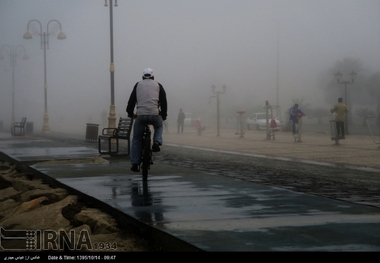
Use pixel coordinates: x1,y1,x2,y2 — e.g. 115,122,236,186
142,135,151,181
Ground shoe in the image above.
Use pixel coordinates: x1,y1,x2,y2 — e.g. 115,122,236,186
131,164,139,172
152,142,160,152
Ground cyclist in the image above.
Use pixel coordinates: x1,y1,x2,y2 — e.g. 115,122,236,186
126,68,168,172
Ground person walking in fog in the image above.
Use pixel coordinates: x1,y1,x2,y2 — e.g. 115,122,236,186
126,68,167,172
330,97,348,139
177,108,185,133
289,103,305,134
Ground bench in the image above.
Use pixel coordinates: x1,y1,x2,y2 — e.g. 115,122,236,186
98,117,134,155
11,117,27,136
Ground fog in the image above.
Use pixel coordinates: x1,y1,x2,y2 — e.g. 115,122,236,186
1,0,380,134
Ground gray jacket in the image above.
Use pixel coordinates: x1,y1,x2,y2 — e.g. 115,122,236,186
126,79,167,120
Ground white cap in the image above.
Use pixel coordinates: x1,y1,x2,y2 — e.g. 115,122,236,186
142,68,154,77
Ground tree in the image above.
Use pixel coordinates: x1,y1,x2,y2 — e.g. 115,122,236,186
307,107,330,125
366,72,380,126
367,72,380,112
355,107,376,126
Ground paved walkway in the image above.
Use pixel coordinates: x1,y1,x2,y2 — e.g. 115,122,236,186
163,127,380,170
1,130,380,251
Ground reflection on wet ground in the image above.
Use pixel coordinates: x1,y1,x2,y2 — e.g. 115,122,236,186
1,134,380,251
54,168,380,251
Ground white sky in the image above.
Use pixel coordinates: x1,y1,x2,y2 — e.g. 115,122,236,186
1,0,379,132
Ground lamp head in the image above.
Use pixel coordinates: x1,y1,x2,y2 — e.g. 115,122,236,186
23,31,32,39
57,32,66,40
349,70,357,82
334,71,342,83
104,0,117,6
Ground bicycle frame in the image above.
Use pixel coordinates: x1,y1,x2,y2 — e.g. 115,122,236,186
141,125,153,181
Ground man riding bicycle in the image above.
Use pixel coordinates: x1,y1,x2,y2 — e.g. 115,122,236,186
126,68,168,172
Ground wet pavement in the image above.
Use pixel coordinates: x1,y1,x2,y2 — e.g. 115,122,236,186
1,131,380,251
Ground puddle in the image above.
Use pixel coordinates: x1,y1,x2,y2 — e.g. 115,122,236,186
32,156,109,166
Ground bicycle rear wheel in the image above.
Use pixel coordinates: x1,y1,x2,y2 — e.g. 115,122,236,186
142,135,151,181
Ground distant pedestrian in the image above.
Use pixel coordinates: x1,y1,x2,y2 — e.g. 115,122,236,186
330,97,348,139
289,104,305,134
195,119,205,135
177,108,185,133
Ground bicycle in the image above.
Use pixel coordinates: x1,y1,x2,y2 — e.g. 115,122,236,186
141,124,153,181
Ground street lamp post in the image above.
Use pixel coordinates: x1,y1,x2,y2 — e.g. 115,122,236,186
0,45,29,127
104,0,118,130
334,70,357,135
211,85,227,136
275,20,280,118
23,19,66,134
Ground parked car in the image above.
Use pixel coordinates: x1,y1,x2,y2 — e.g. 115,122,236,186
246,113,282,131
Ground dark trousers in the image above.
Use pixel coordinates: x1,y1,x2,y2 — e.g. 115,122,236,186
335,121,345,137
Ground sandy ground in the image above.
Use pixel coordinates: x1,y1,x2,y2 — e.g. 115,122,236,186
0,156,156,252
